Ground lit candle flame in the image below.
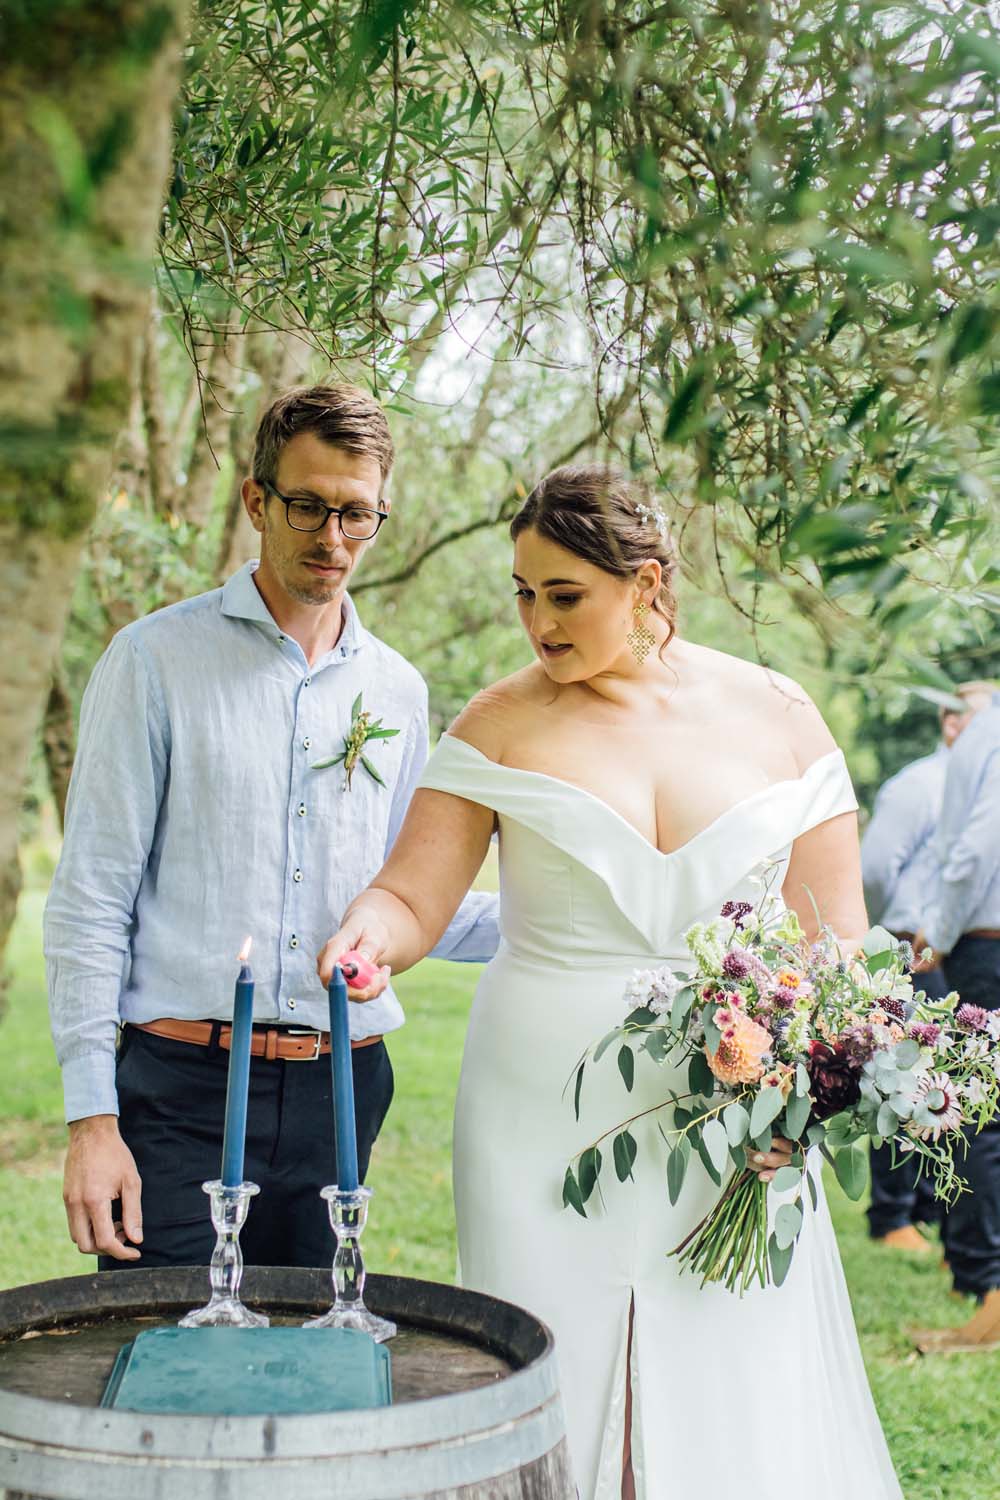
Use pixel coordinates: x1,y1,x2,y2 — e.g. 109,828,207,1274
237,936,253,964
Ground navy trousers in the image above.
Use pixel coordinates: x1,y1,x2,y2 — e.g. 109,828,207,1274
99,1025,394,1271
867,965,948,1238
941,936,1000,1296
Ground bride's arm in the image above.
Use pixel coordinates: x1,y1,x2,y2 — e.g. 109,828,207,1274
317,786,495,991
782,812,868,953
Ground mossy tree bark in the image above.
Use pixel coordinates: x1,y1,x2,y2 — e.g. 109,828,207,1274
0,0,189,1001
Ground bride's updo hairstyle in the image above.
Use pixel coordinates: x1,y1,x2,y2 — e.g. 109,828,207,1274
509,464,678,645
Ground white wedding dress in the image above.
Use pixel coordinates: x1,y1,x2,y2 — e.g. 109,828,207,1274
420,734,903,1500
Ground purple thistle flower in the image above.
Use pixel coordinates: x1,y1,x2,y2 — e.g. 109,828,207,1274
956,1004,992,1034
722,949,752,980
720,900,753,929
772,986,797,1011
908,1021,941,1048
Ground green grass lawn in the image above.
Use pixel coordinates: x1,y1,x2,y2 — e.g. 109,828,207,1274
2,888,999,1497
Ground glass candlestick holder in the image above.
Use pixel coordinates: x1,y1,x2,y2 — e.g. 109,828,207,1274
302,1185,396,1342
179,1180,269,1328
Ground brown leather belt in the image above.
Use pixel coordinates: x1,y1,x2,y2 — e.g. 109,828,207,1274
129,1018,382,1062
966,929,1000,941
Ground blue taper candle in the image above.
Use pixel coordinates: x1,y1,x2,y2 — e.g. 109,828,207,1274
221,937,254,1188
328,964,360,1191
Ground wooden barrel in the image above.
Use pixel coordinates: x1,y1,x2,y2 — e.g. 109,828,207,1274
0,1266,575,1500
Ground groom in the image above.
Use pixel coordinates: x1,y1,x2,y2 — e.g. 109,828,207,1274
45,382,498,1270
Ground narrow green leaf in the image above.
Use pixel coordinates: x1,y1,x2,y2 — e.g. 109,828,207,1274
562,1166,586,1217
594,1028,621,1064
365,727,400,739
351,692,363,718
807,1170,819,1211
617,1044,635,1092
578,1146,602,1203
666,1138,690,1205
768,1231,794,1287
360,755,386,787
613,1130,638,1182
573,1061,585,1121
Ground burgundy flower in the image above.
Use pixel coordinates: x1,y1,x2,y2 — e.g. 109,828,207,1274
838,1024,879,1066
908,1021,941,1048
877,996,906,1022
721,900,753,929
722,949,752,981
807,1040,863,1120
956,1004,992,1033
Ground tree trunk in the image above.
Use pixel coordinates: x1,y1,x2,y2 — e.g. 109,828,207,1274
0,0,189,984
140,292,176,518
178,316,242,533
42,665,77,832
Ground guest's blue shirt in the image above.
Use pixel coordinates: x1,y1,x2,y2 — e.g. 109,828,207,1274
924,694,1000,953
861,746,947,935
44,562,499,1122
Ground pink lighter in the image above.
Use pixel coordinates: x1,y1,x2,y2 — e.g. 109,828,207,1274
339,950,380,988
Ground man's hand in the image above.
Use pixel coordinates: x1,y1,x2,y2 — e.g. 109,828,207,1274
911,930,946,974
317,908,391,999
63,1115,143,1261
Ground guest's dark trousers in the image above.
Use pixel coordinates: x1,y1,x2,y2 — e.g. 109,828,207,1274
867,964,948,1238
941,936,1000,1297
99,1025,394,1271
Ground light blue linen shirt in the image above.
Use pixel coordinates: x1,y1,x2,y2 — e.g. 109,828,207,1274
861,746,947,934
44,562,499,1123
924,694,1000,954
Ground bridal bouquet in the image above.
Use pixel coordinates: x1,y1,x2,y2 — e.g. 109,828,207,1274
565,878,1000,1294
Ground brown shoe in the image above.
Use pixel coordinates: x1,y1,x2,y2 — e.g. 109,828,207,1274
913,1288,1000,1353
874,1225,933,1253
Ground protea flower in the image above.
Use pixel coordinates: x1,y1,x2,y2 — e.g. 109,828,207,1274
706,1007,773,1086
910,1072,964,1140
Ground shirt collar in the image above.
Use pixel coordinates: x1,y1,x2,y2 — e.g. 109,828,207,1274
220,560,367,658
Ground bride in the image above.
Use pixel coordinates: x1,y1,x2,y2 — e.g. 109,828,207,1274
319,465,903,1500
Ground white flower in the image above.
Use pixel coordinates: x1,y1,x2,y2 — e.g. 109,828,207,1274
909,1072,964,1141
963,1035,990,1062
964,1076,988,1108
624,965,681,1016
986,1013,1000,1043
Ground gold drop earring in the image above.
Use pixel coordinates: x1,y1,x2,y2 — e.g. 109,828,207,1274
627,601,655,665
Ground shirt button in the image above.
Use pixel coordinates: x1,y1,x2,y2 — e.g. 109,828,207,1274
297,803,306,817
304,676,311,686
287,998,297,1011
289,935,299,949
278,634,286,643
293,868,303,883
302,737,312,750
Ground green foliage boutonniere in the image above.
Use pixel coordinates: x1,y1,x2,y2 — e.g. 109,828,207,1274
311,692,401,789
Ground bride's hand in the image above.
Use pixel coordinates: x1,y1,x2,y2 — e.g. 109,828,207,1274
317,912,392,1000
746,1135,794,1183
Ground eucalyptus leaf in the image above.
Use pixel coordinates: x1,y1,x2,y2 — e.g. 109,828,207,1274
688,1051,715,1098
703,1008,722,1053
807,1171,819,1211
771,1165,802,1193
617,1045,635,1093
594,1029,621,1064
795,1063,812,1095
578,1146,602,1203
723,1101,750,1145
613,1129,638,1182
573,1061,585,1122
750,1084,785,1138
783,1088,812,1141
666,1137,690,1205
876,1101,898,1137
702,1117,730,1176
833,1145,869,1201
768,1232,795,1287
671,985,694,1029
774,1201,803,1250
562,1166,586,1218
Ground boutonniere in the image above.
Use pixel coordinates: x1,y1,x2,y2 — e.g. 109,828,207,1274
311,692,400,789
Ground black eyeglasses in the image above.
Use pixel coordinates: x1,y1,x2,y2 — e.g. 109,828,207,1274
264,483,389,539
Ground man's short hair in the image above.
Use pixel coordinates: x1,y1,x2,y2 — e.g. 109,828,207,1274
252,384,395,492
954,679,998,714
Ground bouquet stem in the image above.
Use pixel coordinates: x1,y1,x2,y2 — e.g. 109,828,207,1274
671,1169,770,1290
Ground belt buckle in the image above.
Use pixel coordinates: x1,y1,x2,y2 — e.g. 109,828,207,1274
283,1027,323,1061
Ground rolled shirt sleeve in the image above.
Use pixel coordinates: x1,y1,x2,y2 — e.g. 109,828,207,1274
43,633,168,1121
924,746,1000,954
